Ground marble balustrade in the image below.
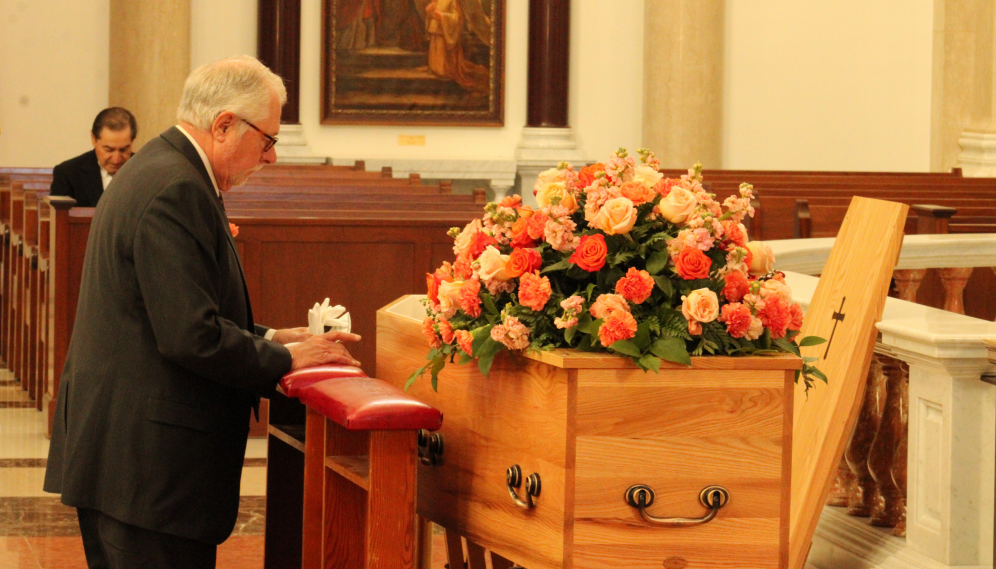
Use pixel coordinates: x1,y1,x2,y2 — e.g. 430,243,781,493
772,235,996,569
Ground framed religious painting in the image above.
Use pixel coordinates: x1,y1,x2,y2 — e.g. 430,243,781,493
321,0,505,126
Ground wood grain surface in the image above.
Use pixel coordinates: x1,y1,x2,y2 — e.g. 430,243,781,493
789,197,908,569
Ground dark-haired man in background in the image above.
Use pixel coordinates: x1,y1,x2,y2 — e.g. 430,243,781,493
50,107,137,207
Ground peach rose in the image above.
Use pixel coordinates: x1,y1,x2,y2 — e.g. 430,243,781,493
477,246,512,282
746,241,775,276
535,180,578,213
592,197,637,235
590,293,630,320
631,164,664,191
437,280,465,316
681,288,719,335
453,219,483,259
761,278,792,303
657,187,698,224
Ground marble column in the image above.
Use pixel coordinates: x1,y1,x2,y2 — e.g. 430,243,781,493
109,0,190,150
642,0,724,169
515,0,585,208
937,0,996,175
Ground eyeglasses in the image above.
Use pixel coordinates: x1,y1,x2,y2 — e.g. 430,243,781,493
239,118,278,153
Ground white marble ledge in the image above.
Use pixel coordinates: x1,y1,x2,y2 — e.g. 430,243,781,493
769,234,996,275
330,157,518,187
783,271,996,362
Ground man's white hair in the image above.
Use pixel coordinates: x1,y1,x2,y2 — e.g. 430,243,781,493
176,55,287,134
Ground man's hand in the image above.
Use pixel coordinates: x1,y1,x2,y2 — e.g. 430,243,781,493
271,327,312,345
287,331,362,370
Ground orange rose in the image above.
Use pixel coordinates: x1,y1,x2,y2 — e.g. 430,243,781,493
426,273,441,304
578,163,605,188
506,248,543,278
674,247,712,280
569,234,608,272
510,217,537,249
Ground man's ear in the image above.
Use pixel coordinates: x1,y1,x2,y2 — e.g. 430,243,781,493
212,112,237,142
90,132,99,148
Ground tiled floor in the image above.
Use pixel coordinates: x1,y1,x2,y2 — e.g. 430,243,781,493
0,376,455,569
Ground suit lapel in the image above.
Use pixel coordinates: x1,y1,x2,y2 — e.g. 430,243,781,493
160,127,256,330
83,151,104,205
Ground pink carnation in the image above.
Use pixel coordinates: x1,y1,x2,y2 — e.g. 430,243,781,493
518,272,552,312
492,316,530,351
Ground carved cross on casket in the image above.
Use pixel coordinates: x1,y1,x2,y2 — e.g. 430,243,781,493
824,297,846,359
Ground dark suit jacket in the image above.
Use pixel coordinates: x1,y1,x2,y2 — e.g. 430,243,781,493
50,149,105,207
44,127,292,544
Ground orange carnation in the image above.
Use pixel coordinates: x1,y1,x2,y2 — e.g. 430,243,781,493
674,247,712,280
569,234,608,272
457,278,482,318
438,319,455,344
422,317,442,349
598,311,638,347
758,294,792,339
506,248,543,279
518,271,552,311
620,180,656,205
788,302,804,331
229,223,239,237
722,270,750,302
526,213,549,240
719,303,752,338
578,163,605,188
456,329,474,356
615,267,655,304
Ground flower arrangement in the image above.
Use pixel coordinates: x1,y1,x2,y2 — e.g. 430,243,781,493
411,149,826,391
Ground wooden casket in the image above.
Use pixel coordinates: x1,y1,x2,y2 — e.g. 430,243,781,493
377,295,801,569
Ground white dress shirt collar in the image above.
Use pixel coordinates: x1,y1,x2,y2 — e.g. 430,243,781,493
176,125,221,197
99,166,113,190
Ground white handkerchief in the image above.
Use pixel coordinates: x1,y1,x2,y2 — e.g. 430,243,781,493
308,298,351,336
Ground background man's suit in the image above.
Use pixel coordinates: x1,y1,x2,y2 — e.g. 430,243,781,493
50,149,105,207
44,127,292,545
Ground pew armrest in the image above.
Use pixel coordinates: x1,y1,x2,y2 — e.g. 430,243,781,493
280,364,368,398
298,374,443,431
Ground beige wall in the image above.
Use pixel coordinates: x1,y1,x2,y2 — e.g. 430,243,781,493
0,0,109,167
722,0,934,171
0,0,943,171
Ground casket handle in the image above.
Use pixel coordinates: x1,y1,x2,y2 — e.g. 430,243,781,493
624,484,729,527
417,429,444,466
506,465,541,509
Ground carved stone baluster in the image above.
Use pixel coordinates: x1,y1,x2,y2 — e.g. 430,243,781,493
893,269,927,303
938,267,973,314
868,357,908,527
892,432,909,536
826,454,853,507
845,356,887,516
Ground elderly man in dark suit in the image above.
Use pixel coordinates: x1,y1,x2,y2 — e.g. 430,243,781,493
44,56,360,569
50,107,137,207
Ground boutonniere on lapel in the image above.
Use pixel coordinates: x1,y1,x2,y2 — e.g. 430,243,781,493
229,223,239,238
